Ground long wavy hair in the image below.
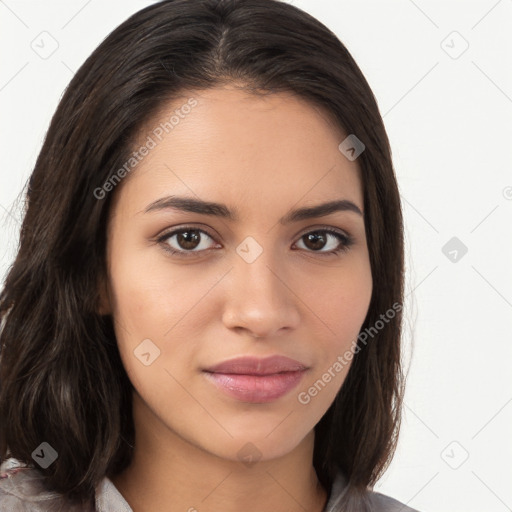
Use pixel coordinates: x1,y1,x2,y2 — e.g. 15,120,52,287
0,0,404,509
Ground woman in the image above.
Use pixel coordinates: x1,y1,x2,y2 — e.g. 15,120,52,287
0,0,416,511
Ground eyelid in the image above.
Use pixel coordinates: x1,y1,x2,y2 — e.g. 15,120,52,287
295,224,350,239
155,223,215,237
155,224,354,257
155,226,219,252
155,223,351,241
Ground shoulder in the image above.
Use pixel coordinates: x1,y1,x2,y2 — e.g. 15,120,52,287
0,460,92,512
0,464,50,512
324,471,421,512
367,489,420,512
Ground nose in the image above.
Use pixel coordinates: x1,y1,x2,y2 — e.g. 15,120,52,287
221,250,300,339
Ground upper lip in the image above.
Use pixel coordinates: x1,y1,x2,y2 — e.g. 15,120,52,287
203,355,308,375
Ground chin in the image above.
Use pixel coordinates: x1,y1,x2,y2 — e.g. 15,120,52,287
201,424,313,464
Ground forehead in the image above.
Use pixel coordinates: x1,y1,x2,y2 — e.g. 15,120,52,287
115,86,363,216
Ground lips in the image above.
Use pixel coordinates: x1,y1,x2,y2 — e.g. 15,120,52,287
204,355,307,375
203,355,308,403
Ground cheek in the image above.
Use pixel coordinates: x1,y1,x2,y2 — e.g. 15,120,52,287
314,259,373,345
107,239,183,334
106,244,215,386
110,274,161,335
295,262,372,414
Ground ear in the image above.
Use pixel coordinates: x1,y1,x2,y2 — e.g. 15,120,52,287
97,277,112,316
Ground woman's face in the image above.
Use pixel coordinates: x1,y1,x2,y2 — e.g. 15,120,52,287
103,86,372,463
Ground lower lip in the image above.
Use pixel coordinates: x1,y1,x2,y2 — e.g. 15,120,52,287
203,370,306,403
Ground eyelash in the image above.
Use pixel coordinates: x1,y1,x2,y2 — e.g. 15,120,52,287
156,226,354,258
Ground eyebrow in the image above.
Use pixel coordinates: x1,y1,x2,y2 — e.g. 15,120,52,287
143,195,363,224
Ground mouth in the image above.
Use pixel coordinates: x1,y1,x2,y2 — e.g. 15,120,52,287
202,355,309,403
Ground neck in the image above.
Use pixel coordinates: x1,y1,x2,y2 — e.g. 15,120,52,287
112,393,328,512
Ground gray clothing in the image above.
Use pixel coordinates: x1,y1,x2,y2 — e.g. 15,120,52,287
0,459,419,511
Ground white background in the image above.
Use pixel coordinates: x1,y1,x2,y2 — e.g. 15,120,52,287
1,1,511,511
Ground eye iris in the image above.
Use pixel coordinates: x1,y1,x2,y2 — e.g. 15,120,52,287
304,232,326,251
166,230,342,254
177,230,201,250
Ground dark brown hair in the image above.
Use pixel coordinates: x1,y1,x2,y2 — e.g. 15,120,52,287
0,0,404,509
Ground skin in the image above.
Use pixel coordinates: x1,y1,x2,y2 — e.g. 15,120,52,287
101,85,373,512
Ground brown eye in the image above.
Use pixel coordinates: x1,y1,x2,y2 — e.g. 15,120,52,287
295,229,353,255
157,226,353,258
158,228,218,255
174,230,201,250
302,232,328,251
